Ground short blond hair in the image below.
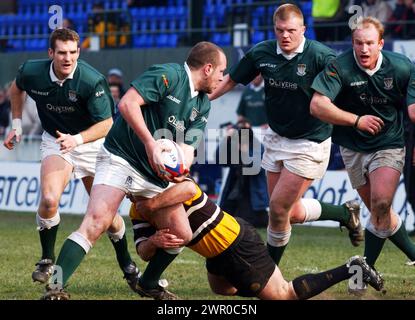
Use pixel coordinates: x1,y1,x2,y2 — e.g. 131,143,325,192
273,3,304,25
352,16,384,41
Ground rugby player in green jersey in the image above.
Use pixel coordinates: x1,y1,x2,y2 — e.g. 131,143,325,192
311,17,415,284
3,28,139,292
43,42,227,300
210,4,364,266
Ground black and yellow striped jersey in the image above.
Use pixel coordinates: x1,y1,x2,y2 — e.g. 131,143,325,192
130,181,241,258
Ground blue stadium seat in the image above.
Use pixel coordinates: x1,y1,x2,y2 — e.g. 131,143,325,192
159,20,167,31
305,16,316,40
147,6,157,18
139,20,147,32
176,6,186,18
168,19,176,31
301,1,312,16
252,30,265,44
178,19,186,32
156,7,167,19
166,6,176,18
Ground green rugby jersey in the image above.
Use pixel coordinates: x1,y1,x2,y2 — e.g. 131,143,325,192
15,59,114,137
104,63,211,188
236,85,267,126
311,49,415,152
230,39,335,142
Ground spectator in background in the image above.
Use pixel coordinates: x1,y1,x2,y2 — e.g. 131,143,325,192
362,0,392,24
216,120,269,228
109,83,122,120
107,68,125,96
0,88,10,137
81,2,129,49
62,18,75,30
388,0,415,39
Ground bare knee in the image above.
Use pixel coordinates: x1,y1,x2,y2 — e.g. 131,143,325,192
173,225,192,244
269,199,290,225
40,193,59,215
81,212,113,244
371,198,392,216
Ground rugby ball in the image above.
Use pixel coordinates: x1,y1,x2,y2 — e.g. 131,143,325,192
157,139,187,178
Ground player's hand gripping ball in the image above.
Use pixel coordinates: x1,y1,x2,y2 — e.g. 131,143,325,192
157,139,187,178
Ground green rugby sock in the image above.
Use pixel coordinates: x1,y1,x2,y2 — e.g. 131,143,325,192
389,224,415,262
56,239,86,286
139,249,178,289
318,201,349,225
364,229,386,267
39,225,59,262
109,234,133,271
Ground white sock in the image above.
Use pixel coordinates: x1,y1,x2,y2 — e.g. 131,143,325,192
36,211,60,231
68,231,92,254
301,199,322,222
267,226,292,247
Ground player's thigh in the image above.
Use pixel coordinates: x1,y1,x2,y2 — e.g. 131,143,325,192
79,184,126,242
40,155,73,200
368,149,403,205
266,171,281,198
207,272,237,296
270,167,313,210
151,203,192,242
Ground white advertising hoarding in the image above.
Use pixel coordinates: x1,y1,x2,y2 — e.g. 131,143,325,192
0,162,413,230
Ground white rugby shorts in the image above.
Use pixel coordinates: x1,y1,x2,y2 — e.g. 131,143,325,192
93,146,173,198
261,128,331,180
40,131,104,179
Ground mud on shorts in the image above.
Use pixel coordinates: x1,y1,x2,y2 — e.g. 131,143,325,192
261,128,331,180
340,146,405,189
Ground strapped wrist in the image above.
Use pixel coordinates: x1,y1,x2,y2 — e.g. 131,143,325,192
12,118,22,135
73,133,84,146
353,115,361,129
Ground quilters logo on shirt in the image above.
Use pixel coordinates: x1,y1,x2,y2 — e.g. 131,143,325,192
168,115,186,132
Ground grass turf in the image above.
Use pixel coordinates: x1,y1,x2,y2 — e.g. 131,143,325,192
0,210,414,300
